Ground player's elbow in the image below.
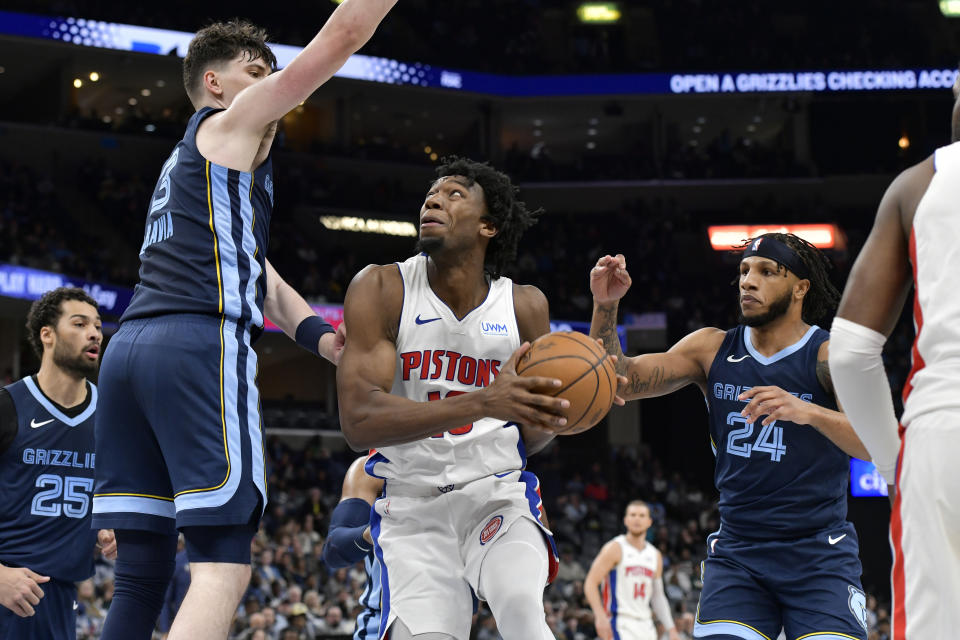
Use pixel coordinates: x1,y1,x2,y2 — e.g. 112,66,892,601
338,408,375,451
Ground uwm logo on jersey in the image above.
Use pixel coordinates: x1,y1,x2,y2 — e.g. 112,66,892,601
400,350,502,387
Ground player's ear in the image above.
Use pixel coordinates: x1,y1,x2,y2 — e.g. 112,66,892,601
479,217,498,239
794,278,810,300
40,325,55,348
203,69,223,98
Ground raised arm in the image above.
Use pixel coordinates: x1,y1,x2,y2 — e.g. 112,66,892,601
829,158,932,482
263,259,343,364
218,0,396,134
584,541,622,640
589,254,721,401
336,265,570,451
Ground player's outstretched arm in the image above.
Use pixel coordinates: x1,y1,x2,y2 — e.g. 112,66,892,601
589,254,721,401
217,0,397,134
0,563,49,617
337,266,570,450
830,158,931,482
584,541,621,640
263,259,343,364
323,456,383,569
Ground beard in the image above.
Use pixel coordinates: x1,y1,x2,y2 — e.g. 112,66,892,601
52,341,99,377
414,235,444,255
738,288,792,327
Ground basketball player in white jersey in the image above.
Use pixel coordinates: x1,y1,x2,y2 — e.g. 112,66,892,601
828,69,960,640
585,501,677,640
338,157,622,640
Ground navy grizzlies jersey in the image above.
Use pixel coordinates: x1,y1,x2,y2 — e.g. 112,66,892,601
707,325,848,540
123,107,274,330
0,378,97,582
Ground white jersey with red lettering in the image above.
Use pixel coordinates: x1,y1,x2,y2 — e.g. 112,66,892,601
365,254,559,639
604,535,660,629
368,253,524,488
901,139,960,429
890,141,960,640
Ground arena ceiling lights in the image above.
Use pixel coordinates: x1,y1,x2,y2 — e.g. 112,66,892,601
707,225,844,251
319,215,417,237
576,3,622,24
940,1,960,17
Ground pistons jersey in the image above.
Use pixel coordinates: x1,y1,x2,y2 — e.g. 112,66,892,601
604,536,660,621
367,254,524,488
0,377,97,582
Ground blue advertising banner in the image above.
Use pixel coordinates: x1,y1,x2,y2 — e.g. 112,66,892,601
849,458,889,498
0,264,133,315
1,10,956,97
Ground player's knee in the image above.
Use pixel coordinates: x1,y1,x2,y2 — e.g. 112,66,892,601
113,530,178,600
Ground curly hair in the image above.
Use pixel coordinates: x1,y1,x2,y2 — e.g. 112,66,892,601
738,232,841,324
25,287,99,359
183,19,277,106
435,157,542,279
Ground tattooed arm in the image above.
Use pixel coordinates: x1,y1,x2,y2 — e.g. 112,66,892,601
589,254,723,401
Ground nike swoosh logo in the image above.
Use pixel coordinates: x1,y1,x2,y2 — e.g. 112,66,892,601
828,534,847,545
415,314,441,325
73,601,79,610
726,354,752,363
30,418,55,429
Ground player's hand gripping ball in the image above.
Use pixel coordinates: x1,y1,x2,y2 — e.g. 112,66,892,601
516,331,617,434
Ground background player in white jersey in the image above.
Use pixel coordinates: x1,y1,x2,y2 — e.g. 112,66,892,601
338,157,621,640
585,501,678,640
828,69,960,640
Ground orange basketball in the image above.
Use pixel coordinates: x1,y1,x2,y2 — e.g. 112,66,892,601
515,331,617,435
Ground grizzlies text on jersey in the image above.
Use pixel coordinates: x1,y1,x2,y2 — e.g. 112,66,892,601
707,324,848,540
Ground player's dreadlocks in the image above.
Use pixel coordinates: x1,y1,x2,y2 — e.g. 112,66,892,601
738,232,841,324
435,157,542,279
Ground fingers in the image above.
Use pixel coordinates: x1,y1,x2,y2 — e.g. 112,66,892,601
16,599,35,617
25,569,49,584
27,580,44,602
502,341,532,373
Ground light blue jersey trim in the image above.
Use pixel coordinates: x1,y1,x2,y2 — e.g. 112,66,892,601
173,318,244,511
23,377,97,426
93,495,176,519
794,635,865,640
210,164,242,320
695,620,771,640
244,327,267,508
237,171,264,328
743,325,819,365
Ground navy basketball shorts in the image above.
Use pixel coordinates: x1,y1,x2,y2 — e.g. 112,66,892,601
92,314,266,536
0,578,77,640
694,522,867,640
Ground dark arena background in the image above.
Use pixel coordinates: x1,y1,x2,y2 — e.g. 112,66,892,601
1,1,957,638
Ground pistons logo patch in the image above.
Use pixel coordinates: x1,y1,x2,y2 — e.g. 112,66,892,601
479,515,504,545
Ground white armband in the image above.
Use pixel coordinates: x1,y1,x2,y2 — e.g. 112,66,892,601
829,317,902,483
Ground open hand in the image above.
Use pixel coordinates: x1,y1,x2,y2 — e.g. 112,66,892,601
739,385,813,426
481,342,570,432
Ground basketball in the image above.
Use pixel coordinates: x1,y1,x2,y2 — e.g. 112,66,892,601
515,331,617,435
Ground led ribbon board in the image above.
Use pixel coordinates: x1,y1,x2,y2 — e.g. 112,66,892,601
708,224,842,251
1,10,957,97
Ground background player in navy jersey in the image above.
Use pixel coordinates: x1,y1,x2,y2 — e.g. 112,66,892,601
828,70,960,640
0,287,116,639
590,235,871,640
322,455,384,640
91,4,397,639
338,157,622,639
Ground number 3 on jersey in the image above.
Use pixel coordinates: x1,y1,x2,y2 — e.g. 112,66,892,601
427,390,474,437
725,413,786,462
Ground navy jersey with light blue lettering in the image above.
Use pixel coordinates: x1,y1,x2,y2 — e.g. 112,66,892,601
706,325,848,540
0,378,97,582
354,552,382,640
122,107,274,331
